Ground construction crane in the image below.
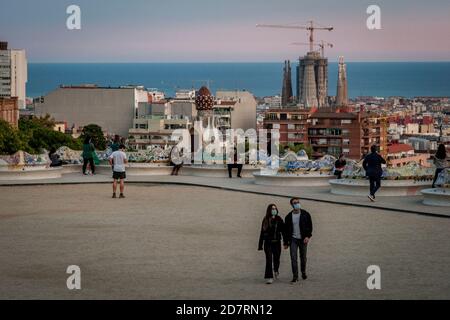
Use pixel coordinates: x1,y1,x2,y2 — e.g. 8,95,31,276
256,20,333,52
291,40,333,57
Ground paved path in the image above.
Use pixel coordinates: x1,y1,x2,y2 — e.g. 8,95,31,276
0,172,448,217
0,184,449,299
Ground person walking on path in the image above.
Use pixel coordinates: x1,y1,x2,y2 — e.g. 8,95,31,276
283,198,313,284
228,147,243,178
109,144,128,198
258,204,285,284
334,154,347,179
432,144,448,188
82,136,96,175
110,135,121,152
363,145,386,202
170,145,184,176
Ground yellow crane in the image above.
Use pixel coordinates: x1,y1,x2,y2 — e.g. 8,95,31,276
256,20,333,53
291,40,333,57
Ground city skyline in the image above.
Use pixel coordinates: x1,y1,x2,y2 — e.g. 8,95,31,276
1,0,450,62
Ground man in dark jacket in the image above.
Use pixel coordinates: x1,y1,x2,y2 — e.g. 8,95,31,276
283,198,313,283
363,145,387,202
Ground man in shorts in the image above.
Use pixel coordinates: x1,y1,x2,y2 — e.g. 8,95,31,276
109,144,128,198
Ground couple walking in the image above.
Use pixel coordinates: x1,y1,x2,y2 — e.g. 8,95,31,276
258,198,313,284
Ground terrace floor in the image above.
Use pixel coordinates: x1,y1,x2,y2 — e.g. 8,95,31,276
0,183,449,299
0,172,448,217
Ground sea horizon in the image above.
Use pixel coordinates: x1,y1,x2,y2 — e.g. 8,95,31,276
28,60,450,64
27,62,450,99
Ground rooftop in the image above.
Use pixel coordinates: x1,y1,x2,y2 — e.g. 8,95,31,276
59,84,145,90
388,143,414,153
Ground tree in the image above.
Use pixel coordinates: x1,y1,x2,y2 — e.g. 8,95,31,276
19,114,55,132
18,116,82,153
0,116,82,155
28,127,81,152
0,119,23,155
80,124,106,150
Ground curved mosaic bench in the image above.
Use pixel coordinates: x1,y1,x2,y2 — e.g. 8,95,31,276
253,172,333,187
61,164,83,174
62,163,258,177
0,167,63,180
95,163,172,176
330,178,431,196
180,165,259,178
421,188,450,207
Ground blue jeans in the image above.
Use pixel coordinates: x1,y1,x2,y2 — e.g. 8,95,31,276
289,238,308,279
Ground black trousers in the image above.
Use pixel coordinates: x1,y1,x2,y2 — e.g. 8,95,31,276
171,164,182,175
264,240,281,279
227,164,243,177
82,157,95,174
50,161,62,167
432,168,444,187
369,176,381,196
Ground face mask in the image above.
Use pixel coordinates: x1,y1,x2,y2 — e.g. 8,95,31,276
271,209,278,216
293,203,301,210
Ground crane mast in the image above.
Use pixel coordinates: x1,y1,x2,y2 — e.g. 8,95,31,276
292,40,334,57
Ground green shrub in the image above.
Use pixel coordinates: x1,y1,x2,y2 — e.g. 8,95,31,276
0,119,23,154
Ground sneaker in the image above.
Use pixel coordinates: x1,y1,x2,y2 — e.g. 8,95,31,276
265,278,273,284
290,278,299,284
274,271,279,279
302,273,307,280
119,194,125,199
112,193,116,198
368,195,375,202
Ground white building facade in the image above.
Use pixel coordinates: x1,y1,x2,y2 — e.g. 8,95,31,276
35,85,149,136
0,42,27,109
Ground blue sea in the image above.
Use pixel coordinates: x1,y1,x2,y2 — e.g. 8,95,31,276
27,62,450,99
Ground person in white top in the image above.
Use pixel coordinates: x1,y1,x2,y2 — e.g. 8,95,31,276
108,144,128,198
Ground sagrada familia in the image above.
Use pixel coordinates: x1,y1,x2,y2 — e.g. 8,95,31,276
281,52,348,108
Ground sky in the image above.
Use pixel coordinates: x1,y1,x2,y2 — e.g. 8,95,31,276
1,0,450,62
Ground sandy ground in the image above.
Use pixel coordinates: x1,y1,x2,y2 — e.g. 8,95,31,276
0,184,449,299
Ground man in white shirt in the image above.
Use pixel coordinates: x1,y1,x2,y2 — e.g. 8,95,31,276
108,144,128,198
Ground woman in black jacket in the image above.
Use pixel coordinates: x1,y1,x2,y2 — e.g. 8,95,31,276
258,204,284,284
